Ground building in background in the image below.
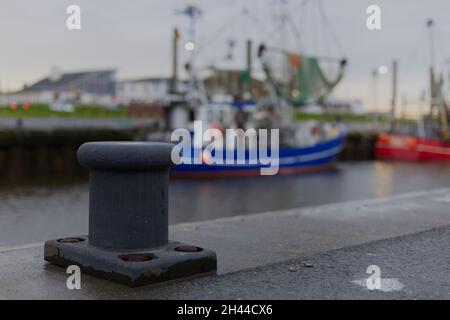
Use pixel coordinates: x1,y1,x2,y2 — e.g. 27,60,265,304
302,98,365,115
117,78,189,105
0,69,117,107
119,69,269,106
202,68,268,101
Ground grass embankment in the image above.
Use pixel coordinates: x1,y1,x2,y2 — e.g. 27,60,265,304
294,112,389,122
0,104,128,119
2,105,393,123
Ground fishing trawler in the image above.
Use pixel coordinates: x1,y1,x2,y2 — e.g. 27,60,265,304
169,2,348,178
375,20,450,161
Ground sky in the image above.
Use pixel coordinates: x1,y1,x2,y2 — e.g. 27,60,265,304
2,0,450,115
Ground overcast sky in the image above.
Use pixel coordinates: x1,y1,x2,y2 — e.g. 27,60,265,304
2,0,450,113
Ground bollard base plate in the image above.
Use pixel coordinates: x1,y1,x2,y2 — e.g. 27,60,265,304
44,237,217,288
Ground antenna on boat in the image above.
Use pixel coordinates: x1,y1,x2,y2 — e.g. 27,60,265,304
175,5,205,105
427,19,436,74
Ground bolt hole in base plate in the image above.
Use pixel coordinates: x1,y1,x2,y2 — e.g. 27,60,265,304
175,246,203,253
57,237,86,244
45,239,217,287
119,253,156,262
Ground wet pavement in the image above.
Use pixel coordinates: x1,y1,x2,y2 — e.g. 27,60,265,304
129,226,450,299
2,188,450,299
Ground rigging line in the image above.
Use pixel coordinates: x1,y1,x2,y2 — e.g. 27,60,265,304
200,0,239,16
314,2,329,72
266,18,290,45
195,12,242,57
318,1,334,66
264,45,343,62
245,9,272,44
250,0,271,45
206,7,252,68
316,0,325,57
298,0,309,55
435,31,449,67
434,30,450,96
316,1,332,58
315,0,328,57
290,0,309,13
196,16,237,55
317,0,345,57
313,1,323,56
403,28,427,79
278,0,291,50
272,0,283,49
286,14,302,52
311,0,319,57
195,7,241,68
287,0,309,54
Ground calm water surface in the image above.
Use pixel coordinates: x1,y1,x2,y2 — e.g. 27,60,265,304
1,161,450,246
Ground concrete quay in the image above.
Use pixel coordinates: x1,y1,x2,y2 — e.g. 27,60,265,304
1,188,450,299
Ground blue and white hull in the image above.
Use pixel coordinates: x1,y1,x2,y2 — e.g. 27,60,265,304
171,132,347,178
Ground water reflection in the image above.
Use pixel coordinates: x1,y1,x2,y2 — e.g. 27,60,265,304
373,162,394,198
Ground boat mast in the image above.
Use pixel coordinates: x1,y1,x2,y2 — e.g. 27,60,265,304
170,28,180,94
428,19,437,112
246,39,253,95
427,19,449,140
390,60,398,119
372,68,379,113
428,19,436,73
176,5,206,105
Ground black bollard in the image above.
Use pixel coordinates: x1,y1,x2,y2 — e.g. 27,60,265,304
44,142,217,287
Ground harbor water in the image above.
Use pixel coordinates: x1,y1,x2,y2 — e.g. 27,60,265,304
1,161,450,247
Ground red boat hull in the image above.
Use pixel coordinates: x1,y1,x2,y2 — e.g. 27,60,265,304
375,134,450,161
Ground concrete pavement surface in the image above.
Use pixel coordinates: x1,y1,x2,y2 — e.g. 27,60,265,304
1,188,450,299
143,226,450,299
